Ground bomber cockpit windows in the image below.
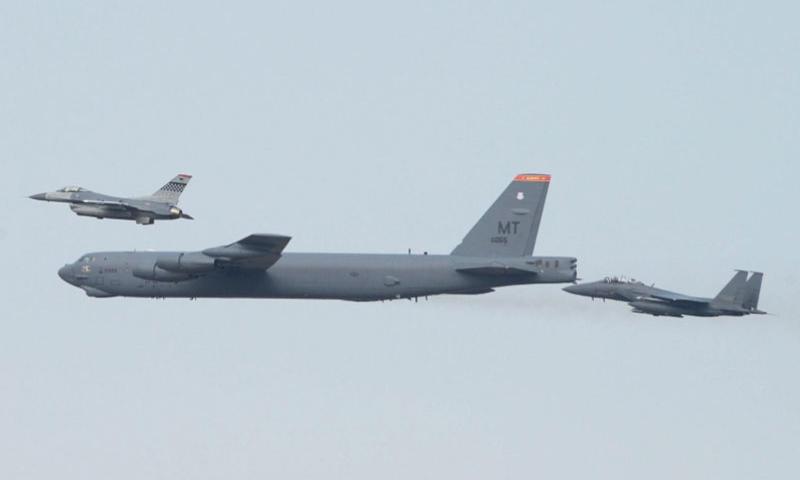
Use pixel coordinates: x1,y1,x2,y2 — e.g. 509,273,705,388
58,186,84,193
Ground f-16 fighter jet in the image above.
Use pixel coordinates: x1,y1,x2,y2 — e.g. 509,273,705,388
563,271,766,317
30,174,193,225
56,173,578,300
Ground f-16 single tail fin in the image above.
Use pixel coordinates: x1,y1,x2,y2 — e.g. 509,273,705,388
143,174,192,204
712,270,748,305
451,173,550,257
743,271,764,311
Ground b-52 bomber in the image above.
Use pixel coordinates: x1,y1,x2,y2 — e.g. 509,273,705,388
30,174,193,225
563,271,766,317
57,173,578,301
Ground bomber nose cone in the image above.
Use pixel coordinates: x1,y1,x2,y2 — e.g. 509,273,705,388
58,265,73,284
29,193,47,201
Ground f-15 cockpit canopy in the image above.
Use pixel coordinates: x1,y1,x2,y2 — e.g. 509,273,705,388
58,186,85,192
602,276,645,285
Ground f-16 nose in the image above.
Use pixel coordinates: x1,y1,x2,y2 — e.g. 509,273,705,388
29,193,47,201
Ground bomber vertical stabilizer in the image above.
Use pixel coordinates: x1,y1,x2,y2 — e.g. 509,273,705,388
452,174,550,258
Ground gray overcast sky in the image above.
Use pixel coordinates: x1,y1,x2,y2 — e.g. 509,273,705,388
1,1,798,478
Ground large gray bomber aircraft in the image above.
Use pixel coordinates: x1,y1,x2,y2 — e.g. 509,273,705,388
57,173,578,301
563,271,766,317
30,174,193,225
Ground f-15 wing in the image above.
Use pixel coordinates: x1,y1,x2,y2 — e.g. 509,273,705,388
202,234,291,270
639,291,709,305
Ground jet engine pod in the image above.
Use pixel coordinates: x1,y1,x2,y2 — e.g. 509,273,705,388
156,252,216,274
132,264,195,282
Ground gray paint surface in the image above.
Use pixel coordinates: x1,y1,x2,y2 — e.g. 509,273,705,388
29,174,193,224
56,175,577,300
2,1,799,479
563,272,766,317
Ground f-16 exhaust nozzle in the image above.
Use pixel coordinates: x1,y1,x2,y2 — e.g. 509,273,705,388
169,206,194,220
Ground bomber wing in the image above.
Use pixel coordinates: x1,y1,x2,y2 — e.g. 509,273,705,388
202,234,291,270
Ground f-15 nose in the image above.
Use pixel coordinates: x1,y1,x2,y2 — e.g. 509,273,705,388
29,193,47,201
563,283,591,296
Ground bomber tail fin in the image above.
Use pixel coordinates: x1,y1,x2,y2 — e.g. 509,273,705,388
712,270,748,305
142,174,192,204
451,174,550,258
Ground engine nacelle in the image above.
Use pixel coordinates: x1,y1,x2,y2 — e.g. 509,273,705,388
132,265,194,282
155,253,216,274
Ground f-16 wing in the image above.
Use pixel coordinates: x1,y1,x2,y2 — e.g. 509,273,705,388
202,234,291,270
76,198,132,211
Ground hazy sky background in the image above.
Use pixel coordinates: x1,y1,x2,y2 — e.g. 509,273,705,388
1,1,798,478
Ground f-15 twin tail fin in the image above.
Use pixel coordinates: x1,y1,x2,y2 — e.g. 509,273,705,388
713,270,766,313
742,271,765,313
713,270,748,305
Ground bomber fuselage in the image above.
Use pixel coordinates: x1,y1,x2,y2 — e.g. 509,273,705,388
58,252,578,301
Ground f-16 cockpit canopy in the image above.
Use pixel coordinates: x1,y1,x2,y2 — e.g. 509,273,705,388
57,186,85,192
602,276,645,285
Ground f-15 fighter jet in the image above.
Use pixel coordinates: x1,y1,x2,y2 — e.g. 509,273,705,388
30,174,193,225
56,173,578,300
563,271,766,317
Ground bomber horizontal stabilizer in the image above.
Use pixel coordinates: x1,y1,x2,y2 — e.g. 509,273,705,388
456,262,540,276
